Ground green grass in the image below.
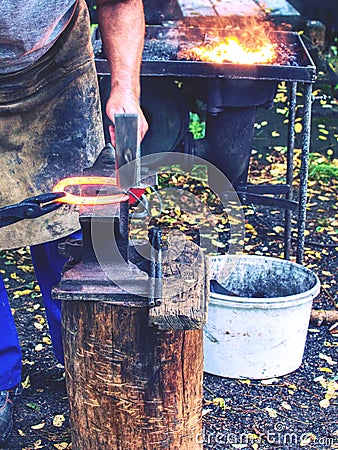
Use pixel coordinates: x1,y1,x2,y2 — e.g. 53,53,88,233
189,112,205,139
308,152,338,181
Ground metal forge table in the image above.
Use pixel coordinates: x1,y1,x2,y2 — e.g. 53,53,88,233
96,27,317,263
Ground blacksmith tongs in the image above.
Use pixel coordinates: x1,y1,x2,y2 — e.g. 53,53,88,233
0,192,65,228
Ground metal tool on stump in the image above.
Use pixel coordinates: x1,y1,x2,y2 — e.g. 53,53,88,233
53,115,207,450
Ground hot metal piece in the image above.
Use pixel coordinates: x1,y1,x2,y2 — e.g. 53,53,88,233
52,176,127,205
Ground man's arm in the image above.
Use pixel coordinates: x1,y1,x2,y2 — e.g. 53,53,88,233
96,0,148,146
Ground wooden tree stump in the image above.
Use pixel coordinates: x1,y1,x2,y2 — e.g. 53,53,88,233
62,300,203,449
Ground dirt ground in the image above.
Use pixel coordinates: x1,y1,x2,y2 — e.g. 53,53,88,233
0,196,336,450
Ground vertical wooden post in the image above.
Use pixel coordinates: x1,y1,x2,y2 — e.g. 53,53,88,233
62,300,203,449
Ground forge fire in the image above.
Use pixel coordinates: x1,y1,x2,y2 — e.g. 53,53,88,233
177,33,277,65
142,15,299,68
176,16,294,65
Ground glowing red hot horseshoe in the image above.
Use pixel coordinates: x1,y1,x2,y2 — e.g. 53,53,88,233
52,176,129,205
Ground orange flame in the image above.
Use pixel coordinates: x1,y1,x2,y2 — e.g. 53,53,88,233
177,15,279,65
52,176,129,205
183,35,275,64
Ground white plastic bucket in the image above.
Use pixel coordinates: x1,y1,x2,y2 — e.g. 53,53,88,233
204,255,320,379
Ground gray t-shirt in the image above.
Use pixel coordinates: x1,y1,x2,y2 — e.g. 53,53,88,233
0,0,77,74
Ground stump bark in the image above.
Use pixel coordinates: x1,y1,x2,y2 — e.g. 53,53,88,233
62,300,204,450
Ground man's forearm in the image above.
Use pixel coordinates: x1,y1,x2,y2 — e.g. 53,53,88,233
97,0,145,98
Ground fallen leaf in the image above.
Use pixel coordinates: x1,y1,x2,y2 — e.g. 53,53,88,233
319,367,333,373
265,406,278,418
281,401,292,410
13,289,33,299
213,397,226,409
53,414,66,428
238,379,251,385
54,443,71,450
261,378,279,385
321,271,333,277
300,433,316,446
294,122,303,133
22,375,31,389
26,402,41,411
31,422,45,430
271,131,280,137
319,398,330,408
319,353,337,365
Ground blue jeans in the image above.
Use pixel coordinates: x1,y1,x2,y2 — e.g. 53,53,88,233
0,231,81,390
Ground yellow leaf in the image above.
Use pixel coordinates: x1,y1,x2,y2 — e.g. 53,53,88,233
281,401,292,410
174,206,181,216
42,336,52,345
271,131,280,137
318,135,327,140
261,378,279,385
319,353,337,365
18,429,25,436
35,343,44,352
247,433,259,441
34,315,45,325
54,444,71,450
238,379,251,385
213,397,226,408
300,433,316,446
265,406,277,418
53,414,66,428
294,122,303,133
321,271,333,277
31,422,45,430
13,289,33,298
319,398,330,408
22,375,31,389
17,264,35,273
319,367,333,373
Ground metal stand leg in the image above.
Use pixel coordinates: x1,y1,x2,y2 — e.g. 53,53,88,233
296,83,313,264
284,82,297,260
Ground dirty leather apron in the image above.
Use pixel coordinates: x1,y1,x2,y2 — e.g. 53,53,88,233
0,0,104,249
